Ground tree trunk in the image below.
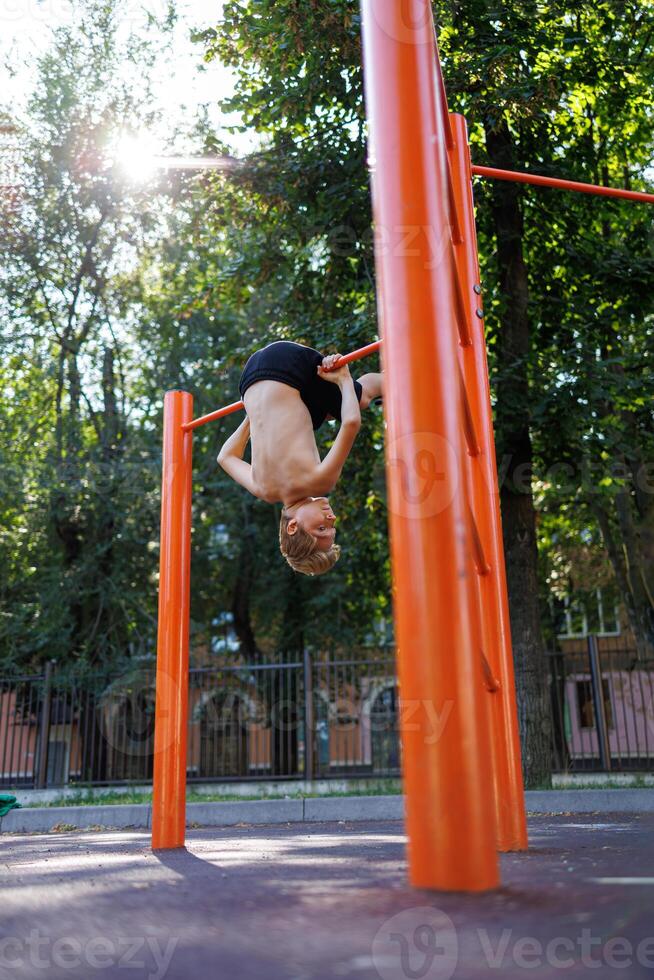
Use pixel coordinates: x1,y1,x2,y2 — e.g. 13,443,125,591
270,565,306,776
594,179,654,659
77,689,109,783
484,117,552,787
231,499,259,660
613,474,654,659
95,346,120,659
610,371,654,658
589,347,654,659
52,350,86,652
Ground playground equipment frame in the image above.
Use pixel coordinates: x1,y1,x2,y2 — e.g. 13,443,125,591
151,1,654,891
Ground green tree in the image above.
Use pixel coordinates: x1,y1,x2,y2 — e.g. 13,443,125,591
438,0,654,780
0,1,174,670
132,154,390,658
195,0,654,786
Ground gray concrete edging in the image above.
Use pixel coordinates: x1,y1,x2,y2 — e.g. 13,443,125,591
1,788,653,834
186,799,304,827
1,803,151,834
525,788,654,813
303,794,404,822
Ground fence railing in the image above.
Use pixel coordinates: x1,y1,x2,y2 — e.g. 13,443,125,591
549,636,654,772
1,639,652,789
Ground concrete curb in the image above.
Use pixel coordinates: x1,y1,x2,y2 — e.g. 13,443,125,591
2,789,653,834
304,795,404,822
186,799,304,827
525,788,654,813
1,803,151,834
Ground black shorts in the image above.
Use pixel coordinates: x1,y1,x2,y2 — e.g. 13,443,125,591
238,341,363,430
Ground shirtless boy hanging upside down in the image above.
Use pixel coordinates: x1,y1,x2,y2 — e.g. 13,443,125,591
217,341,383,576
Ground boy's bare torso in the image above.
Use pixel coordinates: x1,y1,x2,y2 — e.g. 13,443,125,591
218,356,379,509
244,381,321,504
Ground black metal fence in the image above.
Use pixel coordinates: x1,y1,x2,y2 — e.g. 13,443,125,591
0,648,400,789
549,636,654,773
1,639,652,789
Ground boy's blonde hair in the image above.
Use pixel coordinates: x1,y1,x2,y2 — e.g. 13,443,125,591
279,512,341,576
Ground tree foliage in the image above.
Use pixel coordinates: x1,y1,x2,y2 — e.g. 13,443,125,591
0,2,172,669
0,1,652,791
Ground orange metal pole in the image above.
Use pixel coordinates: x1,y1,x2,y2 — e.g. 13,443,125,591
152,390,193,850
433,33,454,150
450,114,528,852
361,0,499,891
183,399,245,432
471,164,654,205
332,339,382,368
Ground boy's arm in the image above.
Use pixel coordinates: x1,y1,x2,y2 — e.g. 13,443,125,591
217,417,260,497
314,358,362,493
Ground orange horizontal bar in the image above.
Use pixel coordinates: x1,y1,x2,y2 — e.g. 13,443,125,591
471,165,654,204
183,399,245,431
333,339,382,367
183,339,382,431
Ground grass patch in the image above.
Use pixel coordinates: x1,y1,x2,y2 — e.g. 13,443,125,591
15,776,652,809
552,776,653,790
18,779,402,808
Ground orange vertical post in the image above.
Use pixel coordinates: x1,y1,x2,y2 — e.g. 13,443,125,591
361,0,499,891
152,390,193,850
448,114,528,852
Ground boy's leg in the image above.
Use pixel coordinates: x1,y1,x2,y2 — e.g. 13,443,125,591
322,371,382,421
357,372,383,410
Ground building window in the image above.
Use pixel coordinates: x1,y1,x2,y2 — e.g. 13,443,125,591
552,588,621,639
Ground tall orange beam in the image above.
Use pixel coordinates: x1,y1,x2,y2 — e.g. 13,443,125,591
361,0,499,891
152,390,194,850
449,114,528,852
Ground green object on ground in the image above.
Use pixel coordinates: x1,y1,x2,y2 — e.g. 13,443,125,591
0,795,22,817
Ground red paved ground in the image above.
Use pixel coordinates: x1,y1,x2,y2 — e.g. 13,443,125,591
2,814,654,979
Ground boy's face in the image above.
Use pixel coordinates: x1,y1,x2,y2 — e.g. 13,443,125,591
288,497,337,551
